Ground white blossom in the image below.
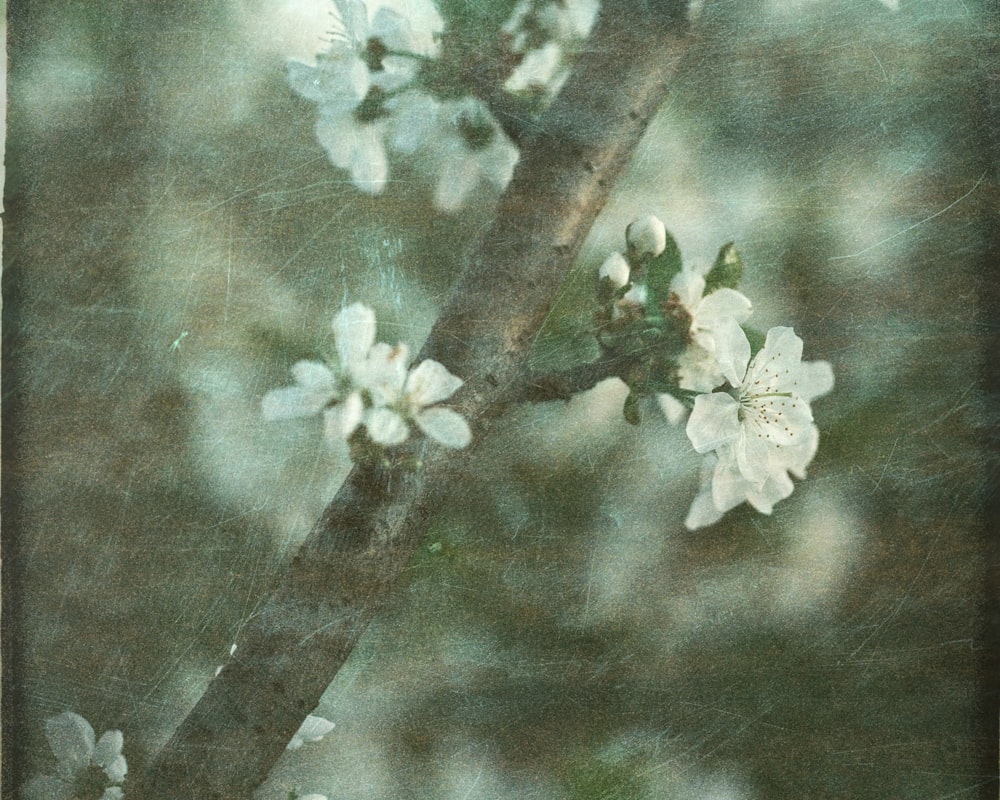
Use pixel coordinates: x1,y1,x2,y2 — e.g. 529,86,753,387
669,264,753,392
24,712,127,800
626,214,667,259
364,356,472,449
286,0,439,193
263,303,472,450
286,714,336,751
683,322,833,528
657,392,688,425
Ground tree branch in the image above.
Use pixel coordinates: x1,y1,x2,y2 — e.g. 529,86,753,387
132,3,691,797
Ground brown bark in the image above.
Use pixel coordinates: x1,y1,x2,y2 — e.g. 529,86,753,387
132,2,691,796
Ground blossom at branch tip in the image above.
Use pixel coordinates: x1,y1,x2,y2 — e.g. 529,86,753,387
683,321,833,528
286,714,336,751
24,712,127,800
262,302,375,442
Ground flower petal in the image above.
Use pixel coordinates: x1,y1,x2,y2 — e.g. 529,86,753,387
712,318,751,389
694,287,753,328
365,407,410,445
45,712,95,779
434,153,481,213
294,714,336,744
94,730,127,783
348,125,389,194
795,359,834,403
100,789,125,800
323,392,364,441
686,392,740,453
416,407,472,448
656,393,687,425
333,303,377,371
262,385,328,420
291,360,336,392
333,0,370,46
363,343,410,405
404,360,464,407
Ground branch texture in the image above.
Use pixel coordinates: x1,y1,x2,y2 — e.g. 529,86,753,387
133,3,691,797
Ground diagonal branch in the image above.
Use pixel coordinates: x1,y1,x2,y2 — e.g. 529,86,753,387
131,3,691,797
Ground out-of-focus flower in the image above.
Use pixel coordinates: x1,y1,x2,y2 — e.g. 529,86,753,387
429,99,519,213
262,302,376,442
683,322,833,528
364,356,472,449
24,712,127,800
286,714,336,751
503,0,599,96
286,0,439,193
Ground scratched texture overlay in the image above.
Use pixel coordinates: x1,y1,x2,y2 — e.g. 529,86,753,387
3,1,997,798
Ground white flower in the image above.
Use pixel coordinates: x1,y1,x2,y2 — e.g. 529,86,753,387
626,214,667,259
262,302,375,442
598,252,630,289
683,322,833,528
505,41,566,95
286,714,336,751
286,0,437,193
363,356,472,449
668,264,753,392
24,712,127,800
430,99,519,213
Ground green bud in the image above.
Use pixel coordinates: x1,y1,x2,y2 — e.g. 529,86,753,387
703,242,743,294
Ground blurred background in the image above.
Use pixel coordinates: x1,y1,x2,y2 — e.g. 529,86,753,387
4,0,997,798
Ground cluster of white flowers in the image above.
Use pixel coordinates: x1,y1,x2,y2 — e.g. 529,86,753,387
262,302,471,451
502,0,600,96
25,712,127,800
596,214,833,529
287,0,517,209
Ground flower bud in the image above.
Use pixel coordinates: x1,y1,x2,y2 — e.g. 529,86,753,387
626,214,667,259
598,252,630,288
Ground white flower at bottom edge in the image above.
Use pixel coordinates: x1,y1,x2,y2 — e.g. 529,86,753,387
262,303,378,443
24,712,127,800
363,353,472,449
286,714,336,751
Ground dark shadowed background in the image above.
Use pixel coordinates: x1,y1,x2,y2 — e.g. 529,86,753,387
4,1,997,798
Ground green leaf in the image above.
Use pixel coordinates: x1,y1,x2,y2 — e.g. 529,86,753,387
644,230,683,304
704,241,743,293
622,392,642,426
